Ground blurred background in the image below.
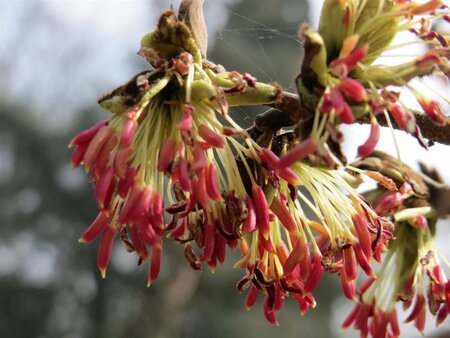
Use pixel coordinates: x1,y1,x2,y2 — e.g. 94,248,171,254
0,1,449,337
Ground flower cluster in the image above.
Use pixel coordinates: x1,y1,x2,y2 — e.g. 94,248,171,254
71,9,281,282
69,2,450,338
299,0,449,160
70,7,393,322
342,151,448,338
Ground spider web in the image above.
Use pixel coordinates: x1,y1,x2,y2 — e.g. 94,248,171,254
215,10,304,90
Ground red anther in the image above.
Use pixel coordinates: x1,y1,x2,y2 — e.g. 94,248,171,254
128,187,153,223
352,214,373,259
200,221,215,262
342,303,361,329
118,166,137,198
207,250,218,271
358,122,380,158
252,185,270,239
242,197,256,234
71,143,88,168
388,309,400,337
121,119,138,148
415,302,426,333
341,46,368,69
245,285,260,310
389,104,416,133
117,185,144,224
69,120,107,147
79,211,110,243
293,294,310,316
178,159,191,192
138,218,159,246
92,133,118,179
341,271,356,299
97,226,117,278
278,138,317,169
415,51,441,70
168,219,186,239
129,224,148,260
149,192,165,233
405,293,426,323
263,297,279,325
339,102,355,124
343,246,358,281
330,46,367,76
275,243,289,266
374,192,403,214
95,165,115,209
304,252,324,293
177,109,192,132
270,195,297,233
259,148,280,169
436,306,448,326
205,163,222,201
194,169,209,208
418,98,447,125
157,138,178,172
215,232,227,265
83,126,111,171
279,167,300,185
338,77,367,102
191,141,207,171
284,239,306,276
148,242,162,286
175,58,190,76
114,147,132,179
198,124,225,148
343,7,351,25
413,215,428,230
354,244,373,276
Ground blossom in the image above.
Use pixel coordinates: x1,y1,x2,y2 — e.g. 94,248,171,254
71,10,280,282
69,2,449,335
343,152,447,338
70,8,392,323
298,0,449,160
233,136,394,323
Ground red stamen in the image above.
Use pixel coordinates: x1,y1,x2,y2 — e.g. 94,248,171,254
83,126,111,171
338,77,367,102
245,285,260,310
157,138,178,172
148,242,162,286
198,124,225,148
97,226,117,278
205,163,222,201
121,119,138,148
114,147,132,179
252,185,270,239
95,165,116,209
343,246,358,281
278,138,317,169
79,211,110,243
69,120,107,147
358,122,380,158
243,197,256,234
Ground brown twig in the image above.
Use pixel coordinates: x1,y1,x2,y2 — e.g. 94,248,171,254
263,90,450,146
